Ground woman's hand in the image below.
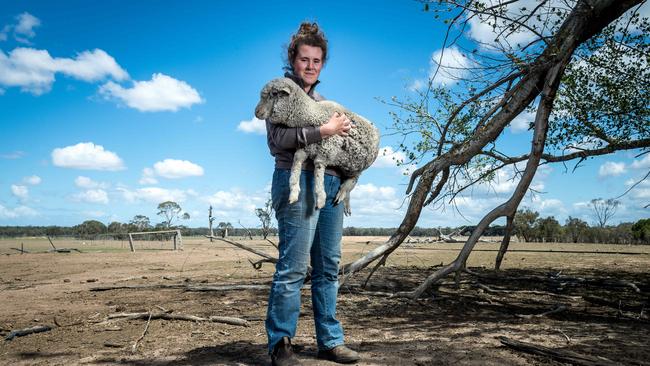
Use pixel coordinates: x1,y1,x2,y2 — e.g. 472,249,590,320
320,112,354,138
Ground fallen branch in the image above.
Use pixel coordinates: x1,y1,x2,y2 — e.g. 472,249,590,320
205,235,277,265
10,247,29,254
186,284,269,292
131,311,152,353
465,268,642,293
106,311,249,327
583,295,647,312
475,283,582,301
5,325,52,341
90,282,270,292
498,336,619,366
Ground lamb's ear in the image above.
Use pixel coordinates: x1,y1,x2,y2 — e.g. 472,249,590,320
278,84,292,96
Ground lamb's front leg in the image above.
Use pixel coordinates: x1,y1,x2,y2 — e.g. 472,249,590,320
313,155,327,209
289,149,308,204
335,176,358,216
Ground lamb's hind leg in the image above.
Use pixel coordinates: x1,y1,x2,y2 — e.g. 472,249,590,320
313,156,327,209
335,176,358,216
289,149,308,204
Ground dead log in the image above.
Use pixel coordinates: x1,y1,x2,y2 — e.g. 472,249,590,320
5,325,52,341
498,336,619,366
48,248,82,253
106,311,249,327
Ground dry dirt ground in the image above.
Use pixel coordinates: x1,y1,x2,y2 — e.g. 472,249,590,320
0,236,648,366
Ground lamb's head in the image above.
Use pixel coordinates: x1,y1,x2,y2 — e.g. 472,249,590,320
254,78,299,123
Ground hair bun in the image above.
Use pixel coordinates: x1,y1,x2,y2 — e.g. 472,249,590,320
297,22,320,36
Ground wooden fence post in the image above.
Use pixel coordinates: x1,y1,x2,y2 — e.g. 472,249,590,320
128,234,135,252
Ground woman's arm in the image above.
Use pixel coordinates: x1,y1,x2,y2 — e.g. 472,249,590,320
268,112,353,150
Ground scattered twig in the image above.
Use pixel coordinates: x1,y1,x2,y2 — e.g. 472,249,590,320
498,336,619,366
556,329,571,343
5,325,52,341
516,304,568,319
131,311,152,353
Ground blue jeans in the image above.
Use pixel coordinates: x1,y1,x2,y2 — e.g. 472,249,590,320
266,168,345,353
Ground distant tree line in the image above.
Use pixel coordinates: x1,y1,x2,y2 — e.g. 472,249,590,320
512,209,649,245
2,207,647,245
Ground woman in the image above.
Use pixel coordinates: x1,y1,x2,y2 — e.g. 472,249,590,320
265,22,360,366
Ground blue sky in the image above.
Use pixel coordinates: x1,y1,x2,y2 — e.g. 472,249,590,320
0,1,648,229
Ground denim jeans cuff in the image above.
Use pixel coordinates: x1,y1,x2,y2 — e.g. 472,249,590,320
319,340,345,351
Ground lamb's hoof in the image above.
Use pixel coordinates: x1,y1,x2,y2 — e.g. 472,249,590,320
288,191,299,204
344,201,352,216
334,191,347,205
316,195,326,210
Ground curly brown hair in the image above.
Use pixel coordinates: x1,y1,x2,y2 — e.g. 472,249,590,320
286,22,328,70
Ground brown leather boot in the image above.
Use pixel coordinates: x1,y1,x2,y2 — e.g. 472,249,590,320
271,337,302,366
317,345,360,364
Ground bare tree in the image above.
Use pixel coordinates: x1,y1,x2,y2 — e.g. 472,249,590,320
339,0,647,298
590,198,620,228
255,197,274,240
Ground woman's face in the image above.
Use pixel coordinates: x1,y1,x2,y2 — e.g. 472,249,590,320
292,44,323,91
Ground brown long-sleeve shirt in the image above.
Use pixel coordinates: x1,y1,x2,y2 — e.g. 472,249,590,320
265,73,341,177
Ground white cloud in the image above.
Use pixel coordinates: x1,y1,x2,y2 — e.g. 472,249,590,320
73,189,109,204
429,46,472,86
0,203,37,218
350,183,403,217
99,73,203,112
408,79,425,92
0,25,8,41
139,167,158,185
54,49,128,82
83,210,106,218
598,161,626,177
0,48,127,94
23,175,41,185
509,111,534,133
13,12,41,43
631,154,650,169
237,117,266,135
11,184,28,200
52,142,125,171
74,176,108,189
205,190,259,212
152,159,204,179
0,151,25,159
372,146,406,168
118,187,189,204
465,0,566,50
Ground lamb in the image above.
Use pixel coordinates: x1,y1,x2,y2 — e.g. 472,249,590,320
255,77,380,215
